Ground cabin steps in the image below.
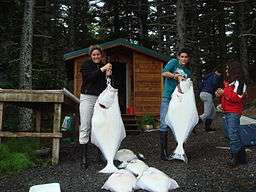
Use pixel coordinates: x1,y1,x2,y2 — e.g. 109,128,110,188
121,114,141,135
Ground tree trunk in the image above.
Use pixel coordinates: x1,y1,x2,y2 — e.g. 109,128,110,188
18,0,34,131
189,0,201,93
216,3,227,63
70,0,76,50
137,0,149,46
176,0,186,49
237,3,250,83
42,0,50,63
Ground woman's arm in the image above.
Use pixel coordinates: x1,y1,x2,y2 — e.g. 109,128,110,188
81,62,112,82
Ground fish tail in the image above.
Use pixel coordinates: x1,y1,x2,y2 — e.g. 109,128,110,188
170,152,188,163
99,162,118,173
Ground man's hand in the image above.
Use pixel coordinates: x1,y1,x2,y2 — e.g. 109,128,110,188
174,74,185,82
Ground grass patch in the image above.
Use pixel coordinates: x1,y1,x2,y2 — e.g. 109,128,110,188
0,138,41,175
0,153,32,174
0,144,11,160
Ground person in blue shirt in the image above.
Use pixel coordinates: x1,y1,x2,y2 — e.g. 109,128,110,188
198,66,222,132
160,48,192,161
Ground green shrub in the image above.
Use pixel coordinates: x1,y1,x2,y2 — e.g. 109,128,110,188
138,113,156,129
6,138,40,158
0,144,11,160
142,113,155,125
0,138,41,175
0,153,32,174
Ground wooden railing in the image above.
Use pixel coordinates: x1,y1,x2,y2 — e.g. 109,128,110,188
0,88,79,165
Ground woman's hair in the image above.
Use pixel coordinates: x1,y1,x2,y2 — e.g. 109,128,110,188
225,59,245,83
89,45,103,56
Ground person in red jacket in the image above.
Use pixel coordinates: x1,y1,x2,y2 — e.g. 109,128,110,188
215,60,247,167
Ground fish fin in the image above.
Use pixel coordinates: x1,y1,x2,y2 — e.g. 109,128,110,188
99,162,118,173
170,153,188,164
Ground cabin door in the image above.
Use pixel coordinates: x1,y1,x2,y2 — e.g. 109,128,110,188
112,62,126,114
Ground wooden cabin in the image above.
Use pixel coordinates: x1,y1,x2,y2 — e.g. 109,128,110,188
64,38,170,116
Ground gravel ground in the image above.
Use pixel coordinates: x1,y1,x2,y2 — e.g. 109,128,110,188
0,114,256,192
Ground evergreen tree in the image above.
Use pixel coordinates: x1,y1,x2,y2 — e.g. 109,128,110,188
69,0,94,50
0,0,24,88
19,0,35,130
155,0,176,54
234,2,250,82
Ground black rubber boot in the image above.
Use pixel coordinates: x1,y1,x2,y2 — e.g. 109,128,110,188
227,152,239,167
160,131,170,161
205,119,215,132
97,148,106,164
81,144,88,169
193,118,203,134
238,147,247,165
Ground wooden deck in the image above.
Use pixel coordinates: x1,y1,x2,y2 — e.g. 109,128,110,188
0,88,79,165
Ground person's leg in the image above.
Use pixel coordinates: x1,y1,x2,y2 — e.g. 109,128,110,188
238,147,247,165
199,92,213,123
223,115,229,139
79,94,98,168
205,101,216,132
209,101,216,120
237,125,247,164
159,97,171,161
225,113,242,167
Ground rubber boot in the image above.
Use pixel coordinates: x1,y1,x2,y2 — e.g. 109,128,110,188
238,147,247,165
193,118,203,134
81,144,88,169
160,131,170,161
97,148,106,164
227,152,239,167
205,119,215,132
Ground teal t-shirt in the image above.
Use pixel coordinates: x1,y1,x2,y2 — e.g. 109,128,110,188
162,58,192,98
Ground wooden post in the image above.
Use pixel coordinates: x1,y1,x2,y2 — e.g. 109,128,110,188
35,110,41,132
0,102,3,143
52,103,61,165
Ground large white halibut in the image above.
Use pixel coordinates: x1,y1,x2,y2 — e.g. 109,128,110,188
91,84,126,173
165,78,198,163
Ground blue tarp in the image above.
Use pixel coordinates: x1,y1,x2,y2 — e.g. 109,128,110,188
223,115,256,147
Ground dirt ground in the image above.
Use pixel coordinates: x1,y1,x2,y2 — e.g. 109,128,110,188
0,114,256,192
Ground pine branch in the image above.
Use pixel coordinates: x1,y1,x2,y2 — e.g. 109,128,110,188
33,34,53,39
219,0,247,4
8,59,20,63
247,17,256,33
239,33,256,37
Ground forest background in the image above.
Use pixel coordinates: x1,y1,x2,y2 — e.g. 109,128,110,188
0,0,256,129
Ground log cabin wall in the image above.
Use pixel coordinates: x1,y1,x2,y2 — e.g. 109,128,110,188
73,55,89,97
133,52,163,115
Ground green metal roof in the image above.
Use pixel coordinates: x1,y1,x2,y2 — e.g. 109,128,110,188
64,38,171,62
